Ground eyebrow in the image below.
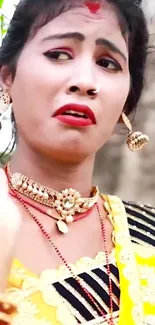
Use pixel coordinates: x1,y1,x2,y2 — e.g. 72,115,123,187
42,32,127,61
42,32,85,42
96,38,127,61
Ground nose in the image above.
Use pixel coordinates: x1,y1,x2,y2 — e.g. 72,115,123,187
68,85,100,99
66,61,100,99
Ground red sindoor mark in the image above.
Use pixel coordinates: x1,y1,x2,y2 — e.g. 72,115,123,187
84,1,101,13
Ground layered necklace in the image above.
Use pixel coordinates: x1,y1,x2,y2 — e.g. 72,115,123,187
5,164,115,325
6,164,99,234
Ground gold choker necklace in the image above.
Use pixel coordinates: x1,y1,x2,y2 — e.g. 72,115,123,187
6,165,99,230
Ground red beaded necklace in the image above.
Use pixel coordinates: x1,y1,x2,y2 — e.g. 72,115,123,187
5,167,114,324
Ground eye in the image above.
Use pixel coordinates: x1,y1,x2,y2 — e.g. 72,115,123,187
96,57,122,71
44,50,73,61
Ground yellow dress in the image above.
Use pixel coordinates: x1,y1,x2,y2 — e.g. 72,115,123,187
5,196,155,325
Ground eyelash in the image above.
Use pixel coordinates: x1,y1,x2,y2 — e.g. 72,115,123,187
44,50,73,61
44,50,122,71
96,57,122,71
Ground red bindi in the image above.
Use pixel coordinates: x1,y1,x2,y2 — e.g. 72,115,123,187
84,0,101,14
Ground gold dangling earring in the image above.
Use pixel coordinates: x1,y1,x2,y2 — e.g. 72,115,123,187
0,88,11,115
121,112,149,151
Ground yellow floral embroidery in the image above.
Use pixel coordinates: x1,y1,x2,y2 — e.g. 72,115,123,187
144,315,155,325
139,266,155,305
102,195,144,325
6,275,77,325
7,249,117,325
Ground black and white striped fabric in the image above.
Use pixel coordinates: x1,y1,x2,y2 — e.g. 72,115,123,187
52,201,155,323
53,263,120,323
124,201,155,248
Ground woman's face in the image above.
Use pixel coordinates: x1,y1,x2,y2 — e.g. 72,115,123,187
5,1,130,163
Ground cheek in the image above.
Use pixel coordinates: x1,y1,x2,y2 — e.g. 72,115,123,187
101,73,130,114
98,75,130,134
9,57,57,121
11,52,65,100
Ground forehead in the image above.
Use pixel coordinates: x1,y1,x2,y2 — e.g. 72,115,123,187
33,2,126,46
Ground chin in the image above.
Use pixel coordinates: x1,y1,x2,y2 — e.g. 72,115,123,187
52,146,93,164
34,131,95,162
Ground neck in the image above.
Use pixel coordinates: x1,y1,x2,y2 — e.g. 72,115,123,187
10,146,95,197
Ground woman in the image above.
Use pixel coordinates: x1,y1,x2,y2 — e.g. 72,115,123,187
0,0,154,324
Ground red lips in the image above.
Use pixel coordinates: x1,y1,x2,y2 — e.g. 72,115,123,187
53,103,96,127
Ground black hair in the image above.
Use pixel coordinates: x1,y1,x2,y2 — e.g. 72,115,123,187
0,0,149,160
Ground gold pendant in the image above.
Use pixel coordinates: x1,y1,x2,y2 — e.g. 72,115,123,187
57,220,68,234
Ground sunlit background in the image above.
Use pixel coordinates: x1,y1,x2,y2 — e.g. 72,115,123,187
0,0,155,204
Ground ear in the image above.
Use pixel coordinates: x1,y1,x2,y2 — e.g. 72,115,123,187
0,66,13,95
